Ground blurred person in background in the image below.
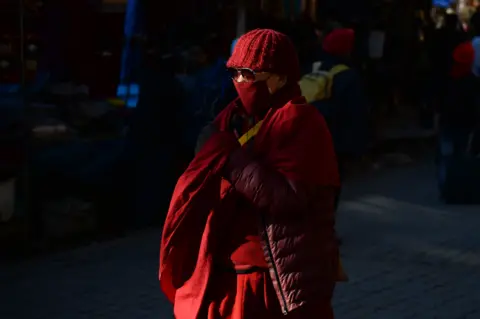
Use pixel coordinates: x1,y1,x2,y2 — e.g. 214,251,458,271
437,42,479,154
427,11,469,130
317,28,370,183
437,42,480,198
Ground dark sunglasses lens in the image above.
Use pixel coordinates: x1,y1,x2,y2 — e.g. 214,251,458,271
227,68,255,81
240,69,256,81
227,68,238,79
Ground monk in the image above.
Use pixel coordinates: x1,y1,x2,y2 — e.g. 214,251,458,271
160,29,341,318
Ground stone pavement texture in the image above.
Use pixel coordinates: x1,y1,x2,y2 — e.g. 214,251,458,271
2,158,480,319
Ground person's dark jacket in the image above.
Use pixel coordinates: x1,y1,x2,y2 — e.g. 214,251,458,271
316,54,370,157
439,74,480,131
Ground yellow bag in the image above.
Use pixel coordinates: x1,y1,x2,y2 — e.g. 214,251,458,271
299,63,349,103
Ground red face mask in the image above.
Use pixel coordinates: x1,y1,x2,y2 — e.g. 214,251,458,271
233,80,271,115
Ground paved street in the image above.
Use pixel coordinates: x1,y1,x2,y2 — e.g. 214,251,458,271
2,157,480,319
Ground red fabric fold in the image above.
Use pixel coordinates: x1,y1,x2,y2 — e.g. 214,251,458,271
159,132,238,306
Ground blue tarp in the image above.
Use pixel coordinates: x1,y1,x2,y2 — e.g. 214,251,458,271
433,0,454,8
120,0,145,82
117,83,139,108
117,0,145,108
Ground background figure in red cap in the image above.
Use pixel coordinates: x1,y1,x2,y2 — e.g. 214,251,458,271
313,28,370,208
159,29,342,318
436,41,480,201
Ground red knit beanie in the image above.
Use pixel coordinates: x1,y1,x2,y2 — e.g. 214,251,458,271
322,28,355,57
226,29,301,81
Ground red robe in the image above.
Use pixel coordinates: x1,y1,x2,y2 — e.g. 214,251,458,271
159,97,340,318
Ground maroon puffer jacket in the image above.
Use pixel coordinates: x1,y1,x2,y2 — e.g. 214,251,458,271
223,102,340,315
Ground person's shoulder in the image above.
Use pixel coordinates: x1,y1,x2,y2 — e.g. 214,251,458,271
282,97,320,116
274,97,327,128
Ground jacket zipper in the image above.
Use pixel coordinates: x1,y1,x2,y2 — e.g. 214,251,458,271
261,215,289,315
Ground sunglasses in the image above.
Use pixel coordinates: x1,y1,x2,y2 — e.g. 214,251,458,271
226,67,257,82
